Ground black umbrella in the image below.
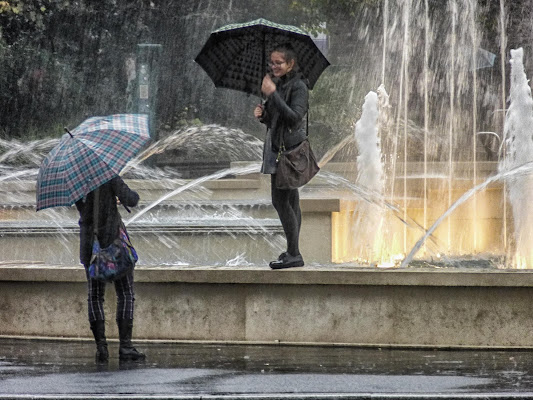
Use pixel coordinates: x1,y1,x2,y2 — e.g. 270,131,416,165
195,18,330,97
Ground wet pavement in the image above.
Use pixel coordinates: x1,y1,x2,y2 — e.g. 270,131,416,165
1,338,533,399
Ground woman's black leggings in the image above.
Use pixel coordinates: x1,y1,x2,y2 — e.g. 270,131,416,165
87,271,135,323
271,174,302,256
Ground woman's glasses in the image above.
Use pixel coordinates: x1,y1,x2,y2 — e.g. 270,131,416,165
269,60,286,67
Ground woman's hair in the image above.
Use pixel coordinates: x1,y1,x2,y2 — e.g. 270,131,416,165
272,43,298,67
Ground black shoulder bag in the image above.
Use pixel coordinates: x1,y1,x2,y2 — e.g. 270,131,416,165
275,91,320,190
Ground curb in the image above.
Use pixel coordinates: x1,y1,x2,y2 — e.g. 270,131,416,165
2,394,533,400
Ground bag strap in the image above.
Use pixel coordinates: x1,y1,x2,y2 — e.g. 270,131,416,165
93,188,99,236
278,85,292,153
277,82,297,152
277,111,309,153
306,109,309,137
276,79,310,157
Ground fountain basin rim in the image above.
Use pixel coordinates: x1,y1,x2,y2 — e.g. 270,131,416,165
0,220,283,236
0,197,346,212
0,177,262,190
1,199,274,208
2,264,533,287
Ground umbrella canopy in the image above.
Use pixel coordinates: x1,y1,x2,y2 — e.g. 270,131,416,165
195,18,330,97
36,114,150,211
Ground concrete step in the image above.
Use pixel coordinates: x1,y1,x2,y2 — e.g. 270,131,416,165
0,199,279,223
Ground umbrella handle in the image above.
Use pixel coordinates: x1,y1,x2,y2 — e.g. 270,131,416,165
123,204,131,213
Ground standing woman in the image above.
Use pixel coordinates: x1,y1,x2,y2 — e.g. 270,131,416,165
76,176,145,363
254,44,309,269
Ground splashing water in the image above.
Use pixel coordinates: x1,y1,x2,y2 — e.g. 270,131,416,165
0,125,279,266
125,163,261,226
122,124,263,177
499,48,533,268
401,161,533,268
353,91,385,264
225,253,255,267
316,88,439,266
0,137,59,166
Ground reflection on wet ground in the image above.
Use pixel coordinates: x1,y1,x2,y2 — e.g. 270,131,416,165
1,337,533,397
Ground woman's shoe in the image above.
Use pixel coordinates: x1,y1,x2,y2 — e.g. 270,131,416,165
96,343,109,363
90,320,109,363
117,319,146,361
270,253,304,269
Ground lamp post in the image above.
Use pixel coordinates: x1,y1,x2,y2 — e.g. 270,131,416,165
136,43,162,141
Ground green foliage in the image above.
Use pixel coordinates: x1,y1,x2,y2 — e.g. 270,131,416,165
0,0,64,45
0,0,156,138
287,0,380,157
0,0,509,152
165,106,203,130
24,121,64,140
290,0,379,33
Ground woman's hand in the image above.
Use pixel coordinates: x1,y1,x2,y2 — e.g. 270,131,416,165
261,74,276,96
254,104,264,119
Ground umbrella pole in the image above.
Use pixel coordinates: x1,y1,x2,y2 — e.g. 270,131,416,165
262,34,266,101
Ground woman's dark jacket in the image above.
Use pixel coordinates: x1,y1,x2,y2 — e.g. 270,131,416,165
75,176,139,267
261,71,309,152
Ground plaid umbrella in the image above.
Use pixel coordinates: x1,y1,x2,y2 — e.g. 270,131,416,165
36,114,150,211
195,18,330,97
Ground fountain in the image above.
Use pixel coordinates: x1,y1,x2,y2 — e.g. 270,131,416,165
324,0,522,268
0,125,291,266
3,0,533,347
0,0,530,268
498,47,533,268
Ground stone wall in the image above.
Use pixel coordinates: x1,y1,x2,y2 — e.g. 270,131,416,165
2,265,533,348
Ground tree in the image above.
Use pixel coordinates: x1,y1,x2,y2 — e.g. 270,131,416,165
0,0,157,137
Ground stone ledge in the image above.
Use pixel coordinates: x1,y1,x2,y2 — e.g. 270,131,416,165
300,198,345,212
2,264,533,287
3,263,533,346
